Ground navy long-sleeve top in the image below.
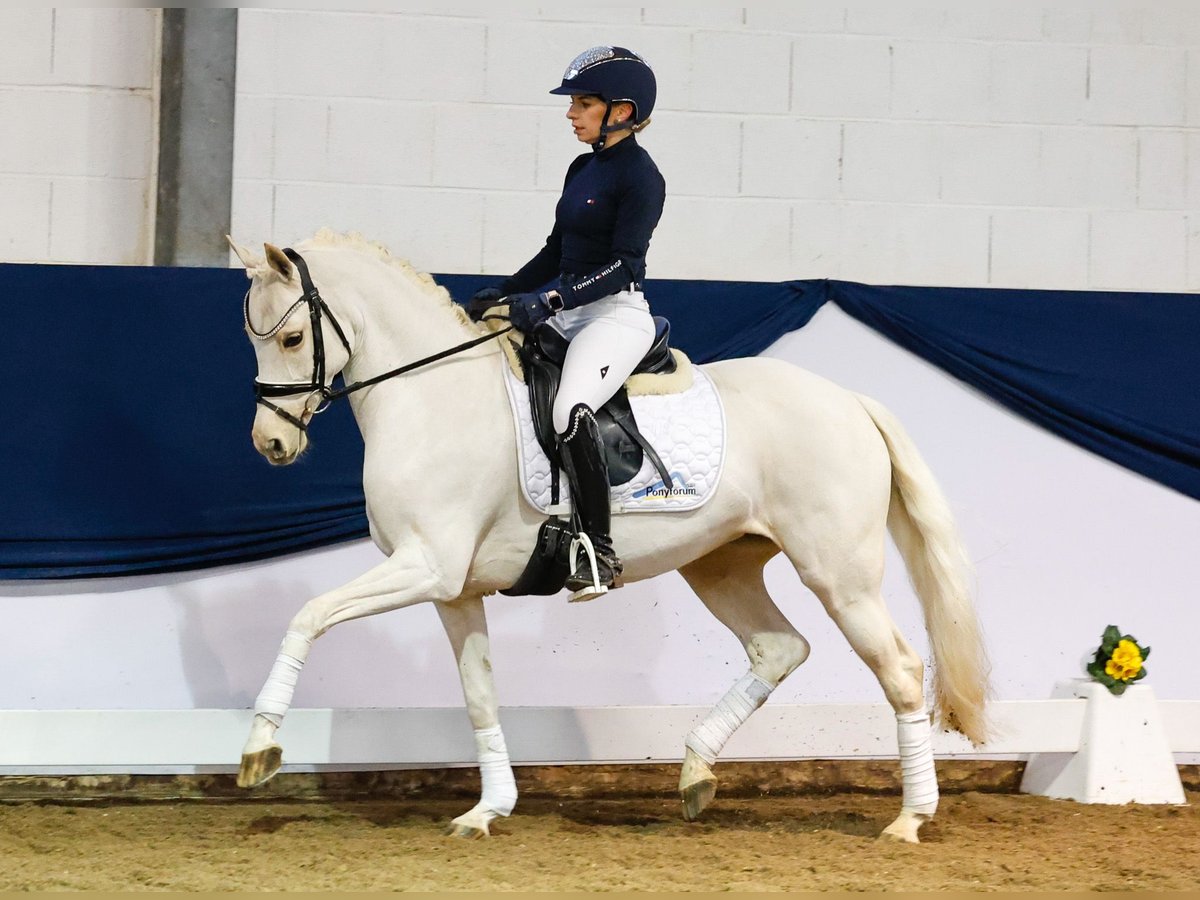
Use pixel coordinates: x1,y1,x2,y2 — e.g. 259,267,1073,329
500,135,666,309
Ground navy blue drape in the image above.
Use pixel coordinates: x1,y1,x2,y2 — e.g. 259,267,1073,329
0,264,369,578
830,282,1200,504
0,263,1194,579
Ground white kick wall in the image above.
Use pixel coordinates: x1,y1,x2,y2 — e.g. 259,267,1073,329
1,4,1197,768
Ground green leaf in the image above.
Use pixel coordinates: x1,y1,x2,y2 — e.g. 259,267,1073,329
1141,645,1151,661
1102,625,1122,649
1110,681,1126,695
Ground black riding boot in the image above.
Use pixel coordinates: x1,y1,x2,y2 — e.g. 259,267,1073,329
559,403,623,601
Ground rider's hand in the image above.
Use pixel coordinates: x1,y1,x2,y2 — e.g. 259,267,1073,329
507,291,553,333
466,286,504,322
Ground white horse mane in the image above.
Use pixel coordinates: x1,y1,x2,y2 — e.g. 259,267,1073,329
298,228,475,330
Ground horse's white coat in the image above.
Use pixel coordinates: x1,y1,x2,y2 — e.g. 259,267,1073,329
235,231,991,841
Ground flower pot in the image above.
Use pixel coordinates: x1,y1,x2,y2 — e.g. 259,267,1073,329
1020,677,1185,804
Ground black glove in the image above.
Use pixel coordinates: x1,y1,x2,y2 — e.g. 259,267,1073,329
507,291,553,333
466,286,504,322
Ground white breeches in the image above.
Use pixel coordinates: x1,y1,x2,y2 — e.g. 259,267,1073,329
549,288,656,434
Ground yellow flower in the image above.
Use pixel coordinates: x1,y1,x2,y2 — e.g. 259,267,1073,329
1111,639,1143,674
1105,659,1135,681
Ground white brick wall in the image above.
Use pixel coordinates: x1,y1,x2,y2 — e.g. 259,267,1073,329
0,9,158,264
231,4,1200,291
3,5,1189,289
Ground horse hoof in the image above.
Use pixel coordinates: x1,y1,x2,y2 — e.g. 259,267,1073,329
680,777,717,822
445,821,489,839
237,744,283,788
880,811,927,844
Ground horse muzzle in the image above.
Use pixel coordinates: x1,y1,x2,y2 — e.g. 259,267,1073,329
252,412,308,465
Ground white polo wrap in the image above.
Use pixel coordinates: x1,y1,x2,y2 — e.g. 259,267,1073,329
897,706,939,815
685,671,774,765
475,725,517,816
254,630,312,726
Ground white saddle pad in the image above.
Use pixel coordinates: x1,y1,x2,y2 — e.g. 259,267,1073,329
501,363,726,515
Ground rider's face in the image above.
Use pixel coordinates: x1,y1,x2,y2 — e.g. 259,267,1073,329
566,94,631,145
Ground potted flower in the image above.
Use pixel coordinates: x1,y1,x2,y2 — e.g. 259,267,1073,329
1085,625,1150,696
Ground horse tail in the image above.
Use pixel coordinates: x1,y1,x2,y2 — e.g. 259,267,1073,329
855,393,992,746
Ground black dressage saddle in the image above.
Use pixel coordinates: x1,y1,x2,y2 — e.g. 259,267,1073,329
502,316,678,597
519,316,676,490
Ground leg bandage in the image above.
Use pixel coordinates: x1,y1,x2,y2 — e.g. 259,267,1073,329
475,725,518,816
254,631,313,727
897,706,939,815
685,671,774,766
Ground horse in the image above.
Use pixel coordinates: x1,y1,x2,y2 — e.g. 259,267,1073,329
229,228,991,844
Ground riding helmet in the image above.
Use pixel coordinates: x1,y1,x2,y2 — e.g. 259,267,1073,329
548,46,657,126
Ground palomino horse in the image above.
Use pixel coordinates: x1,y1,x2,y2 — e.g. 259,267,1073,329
230,230,991,843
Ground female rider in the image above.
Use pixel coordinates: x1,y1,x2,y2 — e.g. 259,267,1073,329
470,46,665,602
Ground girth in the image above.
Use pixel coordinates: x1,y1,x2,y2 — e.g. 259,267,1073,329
519,317,676,496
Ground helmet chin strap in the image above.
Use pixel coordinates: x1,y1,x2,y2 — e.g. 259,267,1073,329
595,99,633,150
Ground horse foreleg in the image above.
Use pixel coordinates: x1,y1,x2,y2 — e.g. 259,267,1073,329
677,536,809,821
436,596,516,839
238,545,466,789
237,626,310,787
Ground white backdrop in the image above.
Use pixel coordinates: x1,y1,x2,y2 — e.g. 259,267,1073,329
3,305,1195,717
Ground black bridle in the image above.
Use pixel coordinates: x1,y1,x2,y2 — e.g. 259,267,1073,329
244,247,512,433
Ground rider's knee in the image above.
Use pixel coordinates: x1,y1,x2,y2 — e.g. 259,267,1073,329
554,400,596,437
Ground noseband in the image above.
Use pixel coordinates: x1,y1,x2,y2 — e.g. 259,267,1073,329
244,247,512,433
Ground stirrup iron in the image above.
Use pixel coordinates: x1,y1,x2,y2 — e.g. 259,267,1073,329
567,533,608,603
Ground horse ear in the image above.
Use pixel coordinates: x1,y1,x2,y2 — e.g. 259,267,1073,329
226,235,260,270
264,243,294,280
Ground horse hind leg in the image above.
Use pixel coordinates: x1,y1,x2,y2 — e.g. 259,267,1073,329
677,535,810,822
796,552,935,844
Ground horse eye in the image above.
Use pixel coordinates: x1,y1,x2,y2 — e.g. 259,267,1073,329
282,332,303,349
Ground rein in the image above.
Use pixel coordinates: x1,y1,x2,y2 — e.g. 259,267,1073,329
245,247,512,432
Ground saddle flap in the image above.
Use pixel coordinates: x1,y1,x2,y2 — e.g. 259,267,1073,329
518,339,644,487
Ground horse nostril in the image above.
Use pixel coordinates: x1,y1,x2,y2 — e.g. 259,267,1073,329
265,438,283,455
